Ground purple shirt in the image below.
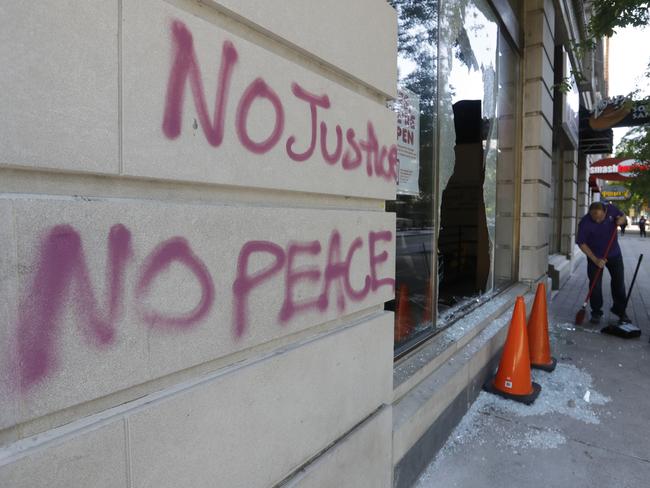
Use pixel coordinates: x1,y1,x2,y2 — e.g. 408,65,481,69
576,204,623,258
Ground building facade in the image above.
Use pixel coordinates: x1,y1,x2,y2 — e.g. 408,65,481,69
0,1,604,487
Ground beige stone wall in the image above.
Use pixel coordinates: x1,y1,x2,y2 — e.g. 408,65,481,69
520,0,556,283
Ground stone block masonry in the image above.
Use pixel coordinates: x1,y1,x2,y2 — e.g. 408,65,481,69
520,0,556,283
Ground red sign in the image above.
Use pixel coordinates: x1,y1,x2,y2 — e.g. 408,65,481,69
589,157,649,180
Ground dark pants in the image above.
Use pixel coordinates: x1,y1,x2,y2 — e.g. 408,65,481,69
587,254,627,316
641,227,646,238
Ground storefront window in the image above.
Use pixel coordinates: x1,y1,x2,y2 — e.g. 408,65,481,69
389,0,518,355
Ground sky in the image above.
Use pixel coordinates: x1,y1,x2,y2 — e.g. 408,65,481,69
607,25,650,150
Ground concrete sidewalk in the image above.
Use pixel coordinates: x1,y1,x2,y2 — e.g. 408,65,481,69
414,236,650,488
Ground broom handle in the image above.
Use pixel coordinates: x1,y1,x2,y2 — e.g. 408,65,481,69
583,226,618,304
623,254,644,309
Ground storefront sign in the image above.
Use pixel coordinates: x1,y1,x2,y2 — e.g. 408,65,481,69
589,95,650,130
601,185,631,201
395,87,420,195
589,158,648,179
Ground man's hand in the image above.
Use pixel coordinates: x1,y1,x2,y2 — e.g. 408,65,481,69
616,215,627,225
579,243,607,268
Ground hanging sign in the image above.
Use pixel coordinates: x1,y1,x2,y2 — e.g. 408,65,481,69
589,158,649,180
589,96,650,130
395,87,420,195
600,184,631,201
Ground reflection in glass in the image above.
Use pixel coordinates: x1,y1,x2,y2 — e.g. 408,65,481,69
494,33,518,288
436,0,515,324
387,0,438,353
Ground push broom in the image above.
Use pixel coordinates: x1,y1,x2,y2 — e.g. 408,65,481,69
575,226,618,325
600,253,644,339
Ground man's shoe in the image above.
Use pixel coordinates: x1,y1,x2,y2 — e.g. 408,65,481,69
618,314,632,324
590,312,602,325
610,307,631,323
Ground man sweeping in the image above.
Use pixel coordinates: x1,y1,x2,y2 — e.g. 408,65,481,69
576,201,630,325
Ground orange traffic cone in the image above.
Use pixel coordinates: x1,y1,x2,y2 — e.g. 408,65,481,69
528,282,557,372
395,284,413,342
483,296,541,404
422,280,433,323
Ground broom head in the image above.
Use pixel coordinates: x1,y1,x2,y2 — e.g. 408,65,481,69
574,307,586,325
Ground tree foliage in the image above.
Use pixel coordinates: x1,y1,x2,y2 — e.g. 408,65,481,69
589,0,650,38
388,0,438,129
616,124,650,205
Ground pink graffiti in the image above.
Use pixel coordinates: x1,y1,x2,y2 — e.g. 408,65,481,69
319,231,370,310
162,20,398,182
15,225,392,389
16,224,132,390
136,237,215,329
320,122,343,165
369,231,395,291
232,230,392,337
236,78,285,154
162,20,238,145
286,83,330,162
232,240,286,338
359,122,399,179
15,225,216,390
279,240,323,322
342,128,363,170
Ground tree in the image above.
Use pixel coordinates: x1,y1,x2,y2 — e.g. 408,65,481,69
589,0,650,38
388,0,438,142
616,125,650,207
616,191,645,216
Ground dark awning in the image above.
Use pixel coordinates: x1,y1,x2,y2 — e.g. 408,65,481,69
579,106,613,154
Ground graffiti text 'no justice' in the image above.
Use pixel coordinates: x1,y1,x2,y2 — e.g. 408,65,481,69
162,20,398,181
